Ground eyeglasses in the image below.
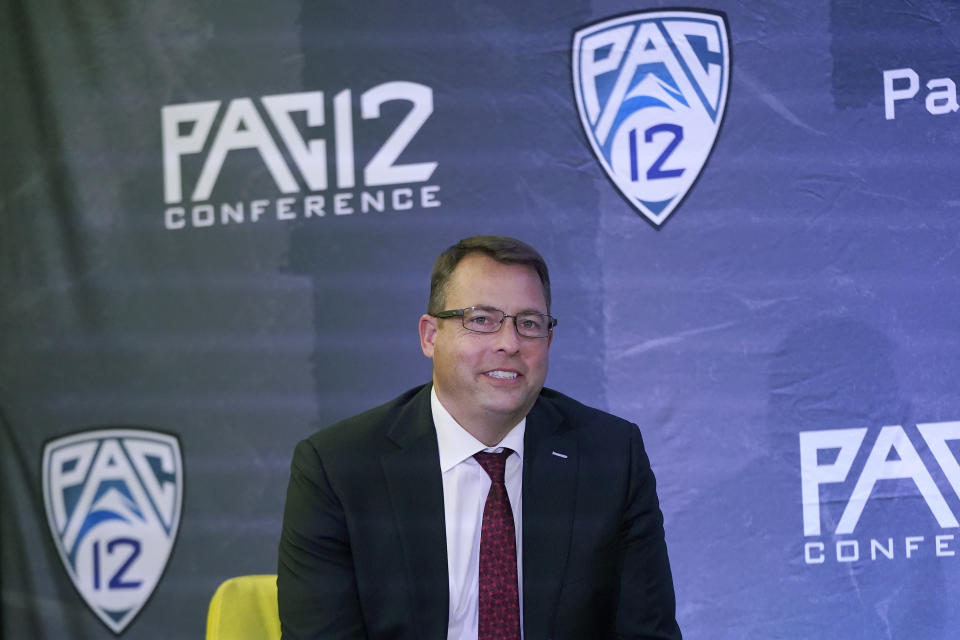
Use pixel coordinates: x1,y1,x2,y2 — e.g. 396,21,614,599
432,306,557,338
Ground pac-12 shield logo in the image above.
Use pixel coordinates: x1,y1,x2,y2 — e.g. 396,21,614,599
572,10,730,227
42,428,183,634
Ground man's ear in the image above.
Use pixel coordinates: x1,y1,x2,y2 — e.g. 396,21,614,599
419,314,438,358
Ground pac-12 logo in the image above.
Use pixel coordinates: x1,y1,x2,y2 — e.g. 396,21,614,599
572,10,730,227
161,82,440,230
42,428,183,634
800,422,960,564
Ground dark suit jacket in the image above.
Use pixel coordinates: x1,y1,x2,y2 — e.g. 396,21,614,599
278,384,681,639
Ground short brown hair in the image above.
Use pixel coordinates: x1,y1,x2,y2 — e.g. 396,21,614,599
427,235,551,314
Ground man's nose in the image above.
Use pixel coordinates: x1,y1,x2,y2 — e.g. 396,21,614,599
493,316,522,352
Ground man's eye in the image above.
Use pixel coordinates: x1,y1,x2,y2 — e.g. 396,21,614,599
467,314,492,326
519,315,544,330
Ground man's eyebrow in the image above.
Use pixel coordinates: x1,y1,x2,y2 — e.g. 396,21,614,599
472,304,547,315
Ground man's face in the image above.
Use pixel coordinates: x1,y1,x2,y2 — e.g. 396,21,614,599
419,253,552,435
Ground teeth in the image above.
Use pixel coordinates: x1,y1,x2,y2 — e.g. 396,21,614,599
486,370,518,380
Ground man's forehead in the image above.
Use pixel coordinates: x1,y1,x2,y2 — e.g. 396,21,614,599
445,257,548,312
451,253,537,277
449,255,541,288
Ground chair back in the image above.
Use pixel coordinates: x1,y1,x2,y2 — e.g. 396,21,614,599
206,574,281,640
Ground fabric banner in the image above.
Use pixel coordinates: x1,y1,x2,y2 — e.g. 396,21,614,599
3,1,959,637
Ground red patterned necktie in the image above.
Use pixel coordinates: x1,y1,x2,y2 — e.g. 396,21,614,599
473,449,521,640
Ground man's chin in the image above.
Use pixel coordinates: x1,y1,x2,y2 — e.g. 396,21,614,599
479,392,537,420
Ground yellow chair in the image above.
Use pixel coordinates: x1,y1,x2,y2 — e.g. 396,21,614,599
206,574,281,640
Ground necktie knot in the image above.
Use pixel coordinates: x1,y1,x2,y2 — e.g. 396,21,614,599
474,449,512,483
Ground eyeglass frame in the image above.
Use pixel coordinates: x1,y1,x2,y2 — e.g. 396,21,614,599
431,306,558,338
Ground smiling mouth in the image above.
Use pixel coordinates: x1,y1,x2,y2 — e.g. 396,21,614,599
485,370,519,380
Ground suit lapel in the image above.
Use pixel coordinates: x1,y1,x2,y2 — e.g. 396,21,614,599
522,395,578,640
380,386,449,640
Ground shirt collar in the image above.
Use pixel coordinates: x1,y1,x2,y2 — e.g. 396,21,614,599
432,386,526,473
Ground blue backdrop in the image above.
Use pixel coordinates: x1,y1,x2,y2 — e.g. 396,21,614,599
3,1,960,638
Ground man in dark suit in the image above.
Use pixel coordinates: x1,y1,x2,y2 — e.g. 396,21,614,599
278,235,681,639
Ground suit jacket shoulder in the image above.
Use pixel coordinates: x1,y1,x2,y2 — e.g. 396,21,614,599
279,382,449,640
532,386,647,457
537,387,637,429
305,384,433,450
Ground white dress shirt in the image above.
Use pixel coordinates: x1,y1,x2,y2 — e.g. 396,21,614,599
431,387,525,640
